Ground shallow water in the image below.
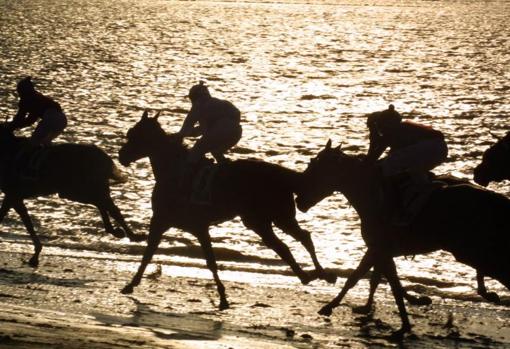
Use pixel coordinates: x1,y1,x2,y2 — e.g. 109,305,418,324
0,0,509,303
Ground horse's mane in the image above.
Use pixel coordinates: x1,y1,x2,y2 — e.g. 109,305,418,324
161,133,188,160
332,148,367,166
352,153,367,161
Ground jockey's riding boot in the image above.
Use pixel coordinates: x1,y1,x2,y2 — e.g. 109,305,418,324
17,144,42,181
23,160,40,181
177,161,197,199
373,167,400,223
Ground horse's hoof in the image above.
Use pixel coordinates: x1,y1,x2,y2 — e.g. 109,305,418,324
121,285,134,294
129,234,147,243
219,300,230,310
322,271,337,284
484,292,501,304
352,305,372,315
112,228,126,239
318,306,333,316
409,295,432,306
28,257,39,268
300,273,313,285
389,326,411,341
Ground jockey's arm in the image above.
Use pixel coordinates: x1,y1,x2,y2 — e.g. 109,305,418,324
366,128,387,163
178,108,200,137
11,107,37,130
188,125,202,137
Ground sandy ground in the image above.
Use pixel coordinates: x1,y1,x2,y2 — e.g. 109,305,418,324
1,249,510,349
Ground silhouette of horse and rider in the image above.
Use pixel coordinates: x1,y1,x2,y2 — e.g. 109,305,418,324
296,141,510,336
1,77,509,336
118,110,336,309
0,77,146,267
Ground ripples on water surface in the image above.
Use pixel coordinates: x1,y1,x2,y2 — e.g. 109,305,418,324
0,0,509,298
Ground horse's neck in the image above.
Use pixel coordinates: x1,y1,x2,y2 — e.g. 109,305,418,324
336,165,380,220
148,138,186,183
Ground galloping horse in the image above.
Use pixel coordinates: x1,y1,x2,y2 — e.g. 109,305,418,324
474,131,510,186
118,111,336,310
348,172,502,315
0,123,144,267
296,140,510,335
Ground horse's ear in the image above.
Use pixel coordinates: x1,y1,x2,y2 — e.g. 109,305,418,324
154,111,161,120
335,143,342,150
325,139,332,150
142,110,149,120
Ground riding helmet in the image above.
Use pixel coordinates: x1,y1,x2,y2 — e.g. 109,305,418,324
16,76,35,95
188,81,211,101
368,104,402,131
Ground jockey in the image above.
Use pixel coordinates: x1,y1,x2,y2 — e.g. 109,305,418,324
365,104,448,222
10,77,67,146
177,81,242,165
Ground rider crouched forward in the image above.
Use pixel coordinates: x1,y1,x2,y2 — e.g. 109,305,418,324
177,81,242,165
365,104,448,224
10,76,67,146
175,81,242,199
2,77,68,183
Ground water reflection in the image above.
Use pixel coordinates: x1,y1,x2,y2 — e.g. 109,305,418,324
0,0,509,296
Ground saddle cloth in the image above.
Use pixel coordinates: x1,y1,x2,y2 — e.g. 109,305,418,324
383,174,445,226
190,164,218,204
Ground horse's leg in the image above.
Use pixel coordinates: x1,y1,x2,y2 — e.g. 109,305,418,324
274,216,336,284
379,257,412,337
0,196,13,223
242,216,313,285
12,200,41,267
96,205,125,239
477,271,500,303
353,266,431,315
121,215,166,294
319,250,375,316
103,196,145,242
195,228,228,310
353,268,382,314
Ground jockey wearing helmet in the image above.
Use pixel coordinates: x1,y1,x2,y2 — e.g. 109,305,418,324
366,104,447,178
177,81,242,164
366,104,448,223
10,77,67,145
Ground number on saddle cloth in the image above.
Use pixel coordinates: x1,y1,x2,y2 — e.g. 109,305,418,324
190,162,218,205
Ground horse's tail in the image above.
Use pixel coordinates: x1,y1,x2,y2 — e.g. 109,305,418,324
110,162,128,184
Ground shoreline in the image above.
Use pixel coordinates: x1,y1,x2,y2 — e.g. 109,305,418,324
1,250,510,348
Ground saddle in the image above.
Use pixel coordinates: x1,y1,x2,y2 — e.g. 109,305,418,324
378,172,445,226
178,158,217,205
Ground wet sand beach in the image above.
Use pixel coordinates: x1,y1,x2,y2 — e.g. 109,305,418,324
1,247,510,349
1,0,510,348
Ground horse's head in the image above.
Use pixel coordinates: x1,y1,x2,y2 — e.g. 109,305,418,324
119,110,182,166
296,140,362,212
474,132,510,186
